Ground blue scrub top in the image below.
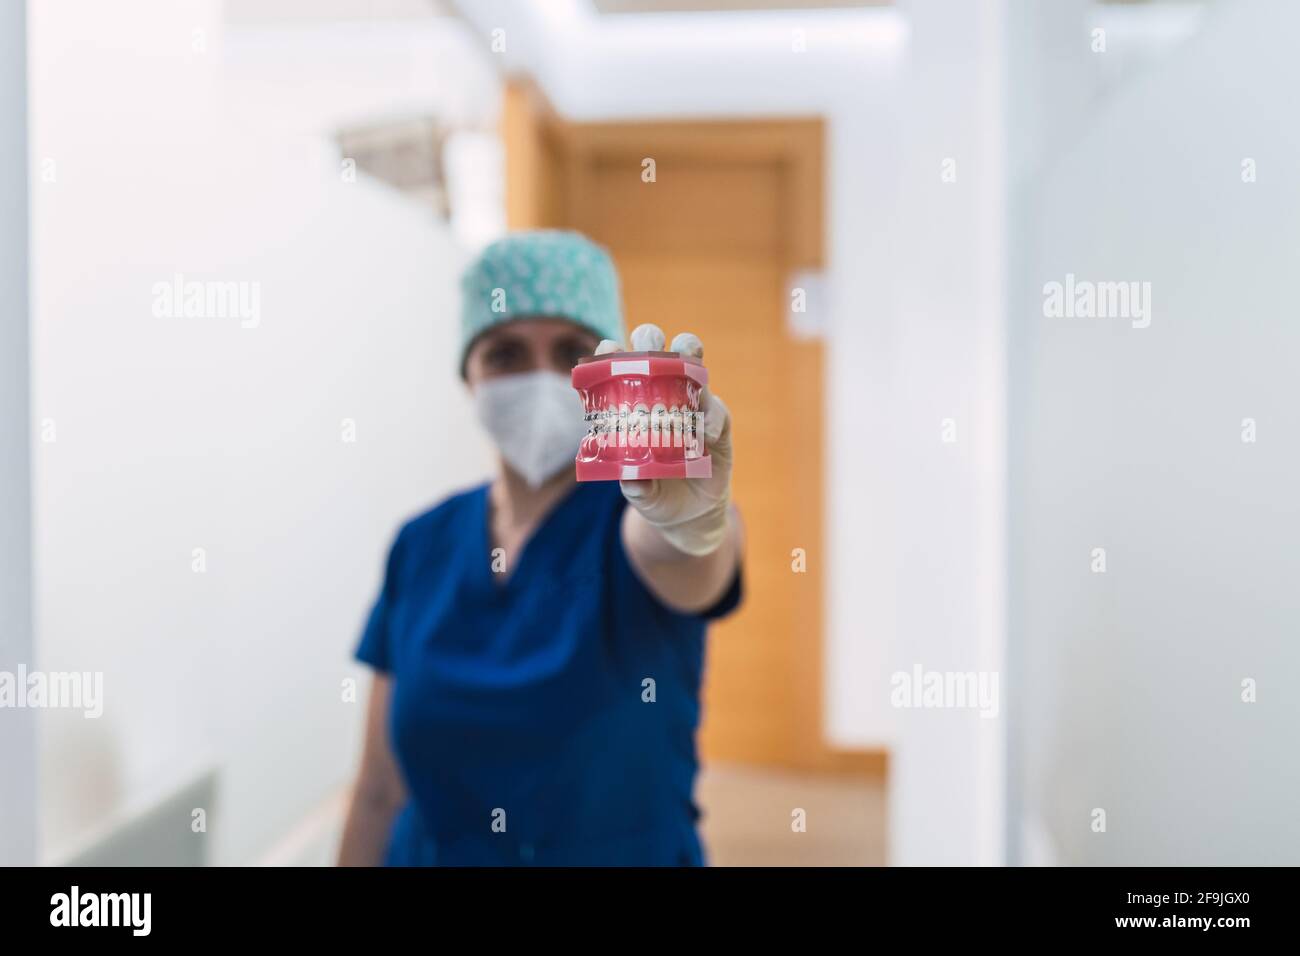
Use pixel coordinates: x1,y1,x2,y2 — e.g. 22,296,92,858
354,479,742,866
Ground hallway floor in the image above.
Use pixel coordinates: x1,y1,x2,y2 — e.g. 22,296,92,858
696,763,887,866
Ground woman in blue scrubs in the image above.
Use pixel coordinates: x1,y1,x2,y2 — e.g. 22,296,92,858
338,230,744,866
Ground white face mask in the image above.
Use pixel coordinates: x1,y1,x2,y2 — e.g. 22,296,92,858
472,369,589,488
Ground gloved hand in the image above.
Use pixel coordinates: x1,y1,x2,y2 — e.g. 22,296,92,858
595,323,734,557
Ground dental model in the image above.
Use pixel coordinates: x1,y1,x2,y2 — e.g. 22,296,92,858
571,349,712,482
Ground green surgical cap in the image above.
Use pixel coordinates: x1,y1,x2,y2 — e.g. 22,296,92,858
459,229,625,374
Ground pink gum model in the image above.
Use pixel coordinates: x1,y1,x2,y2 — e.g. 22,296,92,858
571,350,713,482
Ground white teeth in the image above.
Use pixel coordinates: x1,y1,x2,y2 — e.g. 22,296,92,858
594,338,623,355
584,404,703,447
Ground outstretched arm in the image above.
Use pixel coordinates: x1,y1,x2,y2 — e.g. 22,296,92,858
610,325,744,614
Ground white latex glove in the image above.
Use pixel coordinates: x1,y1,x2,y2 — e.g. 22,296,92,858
596,324,734,557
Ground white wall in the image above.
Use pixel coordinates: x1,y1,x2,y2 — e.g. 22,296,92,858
876,0,1010,867
0,0,35,868
1011,0,1300,864
31,0,499,864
